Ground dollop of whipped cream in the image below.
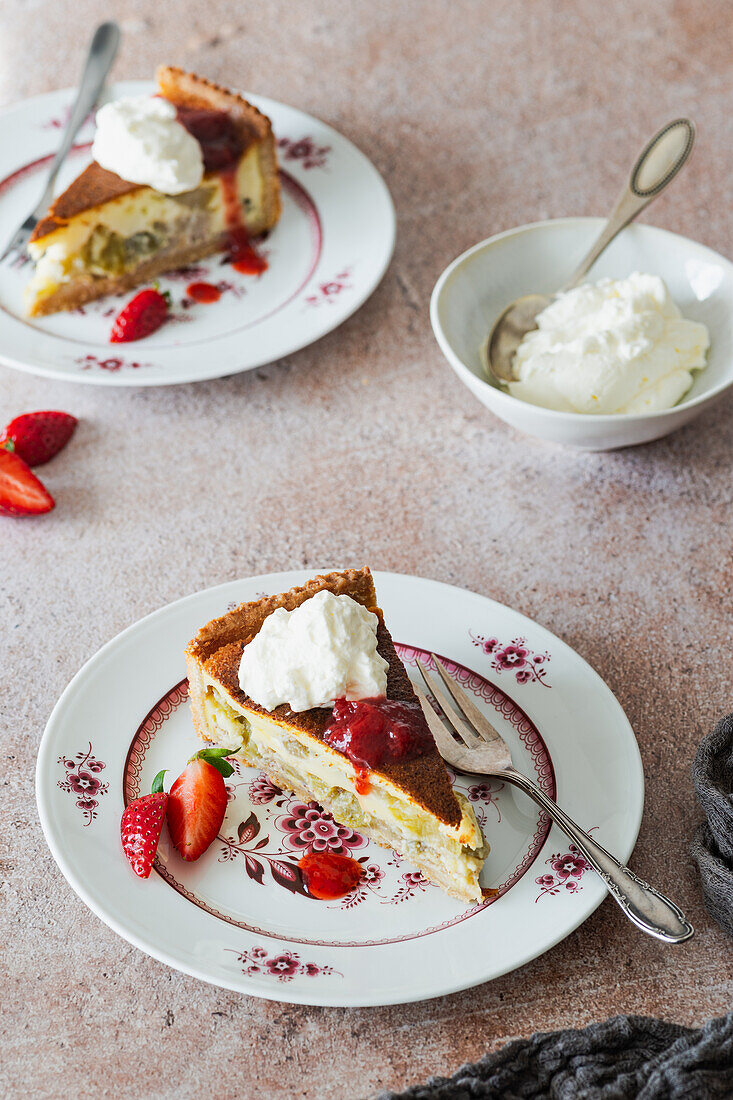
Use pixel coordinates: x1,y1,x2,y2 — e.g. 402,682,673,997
91,95,204,195
509,273,709,414
238,591,389,713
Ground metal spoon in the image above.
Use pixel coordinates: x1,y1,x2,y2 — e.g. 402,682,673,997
485,118,696,385
0,21,120,263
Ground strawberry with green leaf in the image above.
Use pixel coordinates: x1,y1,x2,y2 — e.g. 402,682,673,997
167,748,234,861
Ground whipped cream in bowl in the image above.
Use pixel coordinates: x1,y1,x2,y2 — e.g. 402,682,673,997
431,217,733,448
238,591,389,713
508,273,710,415
91,95,204,194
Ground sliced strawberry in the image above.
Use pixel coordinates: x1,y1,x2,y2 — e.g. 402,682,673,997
120,771,168,879
167,749,233,862
1,410,78,466
0,449,54,516
110,288,169,343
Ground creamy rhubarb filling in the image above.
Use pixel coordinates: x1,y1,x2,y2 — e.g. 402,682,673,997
25,148,264,308
198,675,488,902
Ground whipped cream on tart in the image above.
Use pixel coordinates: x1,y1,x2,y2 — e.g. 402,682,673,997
238,589,389,711
185,568,488,904
25,66,281,316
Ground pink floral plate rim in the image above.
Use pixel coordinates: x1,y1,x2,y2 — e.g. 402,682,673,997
121,645,555,948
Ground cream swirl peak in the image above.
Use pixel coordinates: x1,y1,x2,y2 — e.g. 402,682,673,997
91,95,204,195
238,591,389,713
509,273,709,415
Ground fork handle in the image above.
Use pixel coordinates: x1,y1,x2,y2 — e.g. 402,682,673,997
502,766,693,943
36,22,120,212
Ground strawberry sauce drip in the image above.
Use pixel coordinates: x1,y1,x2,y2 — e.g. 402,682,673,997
174,103,268,276
324,697,433,771
228,226,268,274
354,769,372,796
186,281,221,303
219,166,268,275
298,851,363,900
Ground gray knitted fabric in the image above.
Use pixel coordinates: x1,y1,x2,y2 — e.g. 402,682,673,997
375,714,733,1100
691,713,733,937
374,1014,733,1099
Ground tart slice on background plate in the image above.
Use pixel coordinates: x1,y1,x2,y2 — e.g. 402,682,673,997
0,80,396,386
185,567,489,903
25,66,281,316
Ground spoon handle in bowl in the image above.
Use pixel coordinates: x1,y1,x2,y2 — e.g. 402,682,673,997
562,118,696,291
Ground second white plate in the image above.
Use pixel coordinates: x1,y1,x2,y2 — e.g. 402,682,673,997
0,82,395,385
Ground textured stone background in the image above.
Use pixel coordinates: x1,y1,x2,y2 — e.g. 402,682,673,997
2,1,732,1098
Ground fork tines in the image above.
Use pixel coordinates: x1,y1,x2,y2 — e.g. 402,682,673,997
416,655,513,772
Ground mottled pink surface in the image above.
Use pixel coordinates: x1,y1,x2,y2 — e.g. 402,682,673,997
2,2,732,1098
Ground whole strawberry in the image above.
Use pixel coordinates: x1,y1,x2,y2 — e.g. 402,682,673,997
110,288,169,343
0,449,54,516
120,770,168,879
167,748,233,861
1,410,77,466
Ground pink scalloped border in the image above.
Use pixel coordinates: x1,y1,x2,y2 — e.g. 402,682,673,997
123,679,189,802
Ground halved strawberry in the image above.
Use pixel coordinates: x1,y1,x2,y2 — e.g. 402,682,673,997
167,749,233,861
1,410,77,466
120,770,168,879
0,449,54,516
110,288,169,343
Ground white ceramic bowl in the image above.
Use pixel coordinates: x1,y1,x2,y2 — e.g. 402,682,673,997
430,218,733,450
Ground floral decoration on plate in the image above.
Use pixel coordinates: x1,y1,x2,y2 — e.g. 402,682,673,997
226,945,342,982
57,743,108,825
76,353,151,373
534,843,594,901
277,135,331,170
304,269,353,306
469,631,552,687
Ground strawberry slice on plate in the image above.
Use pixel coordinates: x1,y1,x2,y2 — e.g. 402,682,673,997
120,770,168,879
1,410,77,467
110,288,169,343
167,748,233,861
0,449,54,516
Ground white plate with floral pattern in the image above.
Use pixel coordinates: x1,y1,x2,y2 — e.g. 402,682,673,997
0,82,395,386
36,571,644,1006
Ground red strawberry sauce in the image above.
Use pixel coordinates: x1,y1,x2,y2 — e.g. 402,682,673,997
186,281,221,303
298,851,363,900
226,222,268,275
174,108,242,172
174,104,267,276
354,769,372,796
324,697,433,771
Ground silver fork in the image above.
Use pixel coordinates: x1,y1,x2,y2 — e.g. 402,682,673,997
0,22,120,264
416,656,693,944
